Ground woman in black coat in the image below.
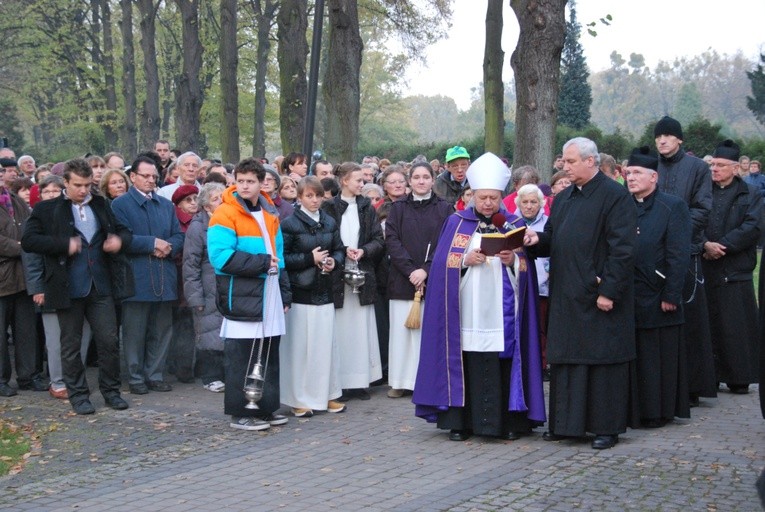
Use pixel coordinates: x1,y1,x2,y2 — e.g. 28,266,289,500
385,162,452,398
321,162,385,400
280,177,346,417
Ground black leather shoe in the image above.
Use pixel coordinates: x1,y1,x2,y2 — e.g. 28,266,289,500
542,431,566,441
104,395,129,410
72,400,96,415
728,384,749,394
0,382,18,396
591,434,618,450
147,380,173,392
129,383,149,395
449,430,470,442
0,383,17,397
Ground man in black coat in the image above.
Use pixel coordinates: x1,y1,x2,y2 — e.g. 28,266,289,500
525,137,637,450
625,147,692,427
22,159,133,415
654,116,717,406
702,140,763,395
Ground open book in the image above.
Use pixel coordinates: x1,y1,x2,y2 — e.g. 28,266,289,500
480,226,526,256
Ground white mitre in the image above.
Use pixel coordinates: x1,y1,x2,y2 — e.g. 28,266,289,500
465,152,510,191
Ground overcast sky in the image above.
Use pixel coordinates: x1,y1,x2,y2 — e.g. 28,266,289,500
403,0,765,110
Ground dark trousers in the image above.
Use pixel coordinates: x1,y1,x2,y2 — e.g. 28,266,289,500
168,305,196,381
224,336,280,418
57,291,121,404
0,291,43,387
121,301,173,385
197,349,224,384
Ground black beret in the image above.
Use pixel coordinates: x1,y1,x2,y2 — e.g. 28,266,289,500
627,146,658,171
0,158,17,168
712,140,740,162
653,116,683,140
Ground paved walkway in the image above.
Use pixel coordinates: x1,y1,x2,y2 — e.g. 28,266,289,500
0,371,763,511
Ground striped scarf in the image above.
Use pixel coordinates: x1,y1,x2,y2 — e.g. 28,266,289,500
0,187,13,218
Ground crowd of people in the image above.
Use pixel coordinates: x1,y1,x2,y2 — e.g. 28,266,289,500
0,115,763,447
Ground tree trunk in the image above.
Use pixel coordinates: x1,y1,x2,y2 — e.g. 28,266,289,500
119,0,137,157
174,0,204,152
323,0,362,162
100,0,119,150
219,0,240,162
510,0,567,180
251,0,277,158
277,0,308,155
484,0,504,155
137,0,161,150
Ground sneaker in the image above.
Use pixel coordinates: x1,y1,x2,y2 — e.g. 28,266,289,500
292,408,314,418
327,400,347,413
262,413,288,426
203,381,225,393
387,388,404,398
230,417,270,431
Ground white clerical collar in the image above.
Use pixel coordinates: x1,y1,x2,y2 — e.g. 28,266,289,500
301,205,320,221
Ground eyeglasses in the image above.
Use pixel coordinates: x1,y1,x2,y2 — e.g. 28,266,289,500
709,162,736,169
134,173,158,180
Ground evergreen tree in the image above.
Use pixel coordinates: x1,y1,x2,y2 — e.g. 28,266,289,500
746,53,765,126
558,1,591,129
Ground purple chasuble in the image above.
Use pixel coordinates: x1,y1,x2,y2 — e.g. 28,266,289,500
412,207,546,423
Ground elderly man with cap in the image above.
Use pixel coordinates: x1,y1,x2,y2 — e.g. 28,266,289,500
702,140,763,395
525,137,637,450
0,158,19,182
433,146,470,206
413,152,545,442
625,146,692,428
654,115,717,407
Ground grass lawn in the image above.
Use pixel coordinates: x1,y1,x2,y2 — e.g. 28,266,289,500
0,419,30,476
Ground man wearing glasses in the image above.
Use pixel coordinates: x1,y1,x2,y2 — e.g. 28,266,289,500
702,140,763,396
112,156,184,395
654,115,717,408
433,146,470,206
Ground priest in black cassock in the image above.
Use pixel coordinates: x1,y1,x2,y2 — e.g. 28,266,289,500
625,147,691,428
525,137,637,450
702,140,762,395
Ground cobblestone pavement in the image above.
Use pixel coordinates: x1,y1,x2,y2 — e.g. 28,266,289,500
0,371,762,511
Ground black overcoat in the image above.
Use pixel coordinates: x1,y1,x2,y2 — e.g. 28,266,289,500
534,171,637,364
633,190,691,328
321,195,384,307
21,194,133,310
701,177,763,285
